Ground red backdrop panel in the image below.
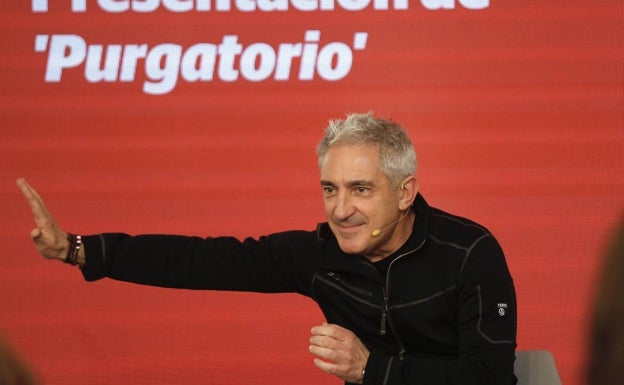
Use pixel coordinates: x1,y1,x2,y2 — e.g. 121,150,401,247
1,1,622,385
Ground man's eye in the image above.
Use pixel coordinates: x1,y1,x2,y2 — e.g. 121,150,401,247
322,186,335,194
355,186,368,193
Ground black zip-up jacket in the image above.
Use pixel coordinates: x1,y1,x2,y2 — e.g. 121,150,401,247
81,194,517,385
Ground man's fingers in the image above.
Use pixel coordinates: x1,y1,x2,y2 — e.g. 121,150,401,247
309,330,352,369
309,323,354,362
17,178,69,260
18,178,47,212
17,178,38,202
312,354,355,382
313,357,336,374
311,323,349,340
309,340,339,361
17,178,54,228
310,334,338,349
310,322,369,384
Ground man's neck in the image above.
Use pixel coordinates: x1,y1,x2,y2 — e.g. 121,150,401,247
365,211,416,263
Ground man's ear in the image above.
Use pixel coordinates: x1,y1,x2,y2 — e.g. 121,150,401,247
399,176,418,211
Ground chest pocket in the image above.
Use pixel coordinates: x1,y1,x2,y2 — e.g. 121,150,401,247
312,271,384,326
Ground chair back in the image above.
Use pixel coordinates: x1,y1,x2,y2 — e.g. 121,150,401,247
515,350,562,385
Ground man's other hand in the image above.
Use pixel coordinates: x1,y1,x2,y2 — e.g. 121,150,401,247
309,322,369,384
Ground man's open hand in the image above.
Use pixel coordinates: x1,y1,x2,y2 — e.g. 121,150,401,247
17,178,69,261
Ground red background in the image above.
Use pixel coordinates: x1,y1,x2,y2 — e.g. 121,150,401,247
1,1,622,385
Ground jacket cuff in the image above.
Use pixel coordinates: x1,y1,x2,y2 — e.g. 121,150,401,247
363,349,393,385
80,234,107,281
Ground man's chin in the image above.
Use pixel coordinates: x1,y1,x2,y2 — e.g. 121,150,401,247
336,237,368,256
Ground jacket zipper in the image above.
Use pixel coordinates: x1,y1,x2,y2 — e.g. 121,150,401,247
380,238,426,359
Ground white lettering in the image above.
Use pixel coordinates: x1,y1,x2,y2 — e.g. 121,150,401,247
196,0,210,10
120,44,148,81
275,43,302,80
98,0,130,12
218,35,243,81
32,0,49,12
65,0,411,12
32,0,487,12
258,0,288,11
36,31,368,94
163,0,195,11
236,0,255,11
421,0,451,9
34,35,49,53
373,0,406,10
458,0,488,9
319,0,334,10
421,0,488,10
132,0,160,12
336,0,369,11
85,44,122,82
44,34,86,81
144,43,182,94
316,42,351,80
240,43,276,81
181,43,217,81
299,30,319,80
291,0,317,11
95,0,215,12
215,0,231,10
72,0,88,11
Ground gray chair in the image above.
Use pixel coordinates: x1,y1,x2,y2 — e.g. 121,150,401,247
515,350,562,385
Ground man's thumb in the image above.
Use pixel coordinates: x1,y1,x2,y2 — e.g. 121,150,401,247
30,228,41,240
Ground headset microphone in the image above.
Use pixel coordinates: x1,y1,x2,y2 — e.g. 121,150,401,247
371,209,411,237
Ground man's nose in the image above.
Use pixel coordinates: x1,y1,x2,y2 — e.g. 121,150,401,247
333,192,355,220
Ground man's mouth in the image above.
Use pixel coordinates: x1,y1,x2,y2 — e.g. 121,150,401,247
335,222,366,236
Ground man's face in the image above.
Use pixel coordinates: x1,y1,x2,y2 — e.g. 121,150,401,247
320,144,406,259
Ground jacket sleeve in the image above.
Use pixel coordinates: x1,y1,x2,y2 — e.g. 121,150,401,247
79,231,318,296
362,234,517,385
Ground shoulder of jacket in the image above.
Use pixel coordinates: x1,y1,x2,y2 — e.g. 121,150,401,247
426,207,495,250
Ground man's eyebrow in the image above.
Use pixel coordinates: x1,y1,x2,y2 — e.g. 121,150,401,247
347,180,375,187
319,180,375,187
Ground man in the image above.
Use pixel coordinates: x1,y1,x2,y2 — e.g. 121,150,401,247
18,112,517,384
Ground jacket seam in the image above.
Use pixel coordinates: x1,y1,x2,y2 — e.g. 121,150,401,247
382,356,394,385
98,234,107,265
313,273,382,309
429,234,469,252
391,284,457,309
430,211,488,233
429,233,491,279
459,233,491,276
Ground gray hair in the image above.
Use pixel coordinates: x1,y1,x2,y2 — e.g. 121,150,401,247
316,112,417,188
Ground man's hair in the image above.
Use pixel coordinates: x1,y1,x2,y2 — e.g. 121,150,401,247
316,112,417,188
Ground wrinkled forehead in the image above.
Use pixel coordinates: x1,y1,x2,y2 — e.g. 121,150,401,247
319,144,390,183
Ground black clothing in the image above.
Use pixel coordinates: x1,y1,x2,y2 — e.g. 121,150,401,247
81,194,517,385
